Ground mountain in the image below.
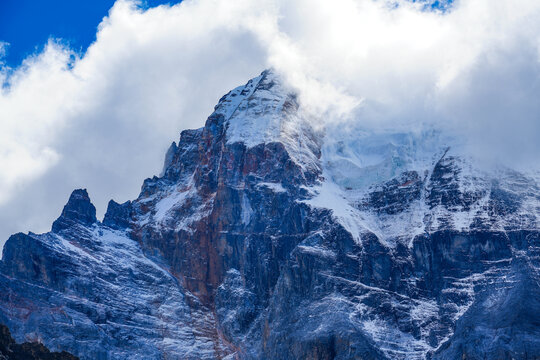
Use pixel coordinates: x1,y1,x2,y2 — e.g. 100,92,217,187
1,69,539,359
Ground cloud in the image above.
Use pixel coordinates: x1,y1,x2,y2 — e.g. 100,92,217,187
1,0,540,249
0,0,270,248
0,41,8,59
265,0,540,166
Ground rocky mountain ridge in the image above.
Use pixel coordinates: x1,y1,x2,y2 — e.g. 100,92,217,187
1,69,539,359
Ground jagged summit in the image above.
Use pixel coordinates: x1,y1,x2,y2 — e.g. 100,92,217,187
161,69,320,189
103,199,133,230
51,189,97,232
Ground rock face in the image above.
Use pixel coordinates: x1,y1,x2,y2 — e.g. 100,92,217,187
51,189,97,233
1,69,539,359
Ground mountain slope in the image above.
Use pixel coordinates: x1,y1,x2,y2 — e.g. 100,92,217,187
1,70,539,359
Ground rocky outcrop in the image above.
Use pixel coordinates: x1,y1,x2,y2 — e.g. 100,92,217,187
0,323,78,360
0,70,539,359
51,189,97,233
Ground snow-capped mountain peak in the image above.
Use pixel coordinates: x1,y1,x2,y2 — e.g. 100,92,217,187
1,70,539,360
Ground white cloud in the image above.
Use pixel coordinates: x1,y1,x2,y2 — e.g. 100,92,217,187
0,41,8,60
1,0,540,249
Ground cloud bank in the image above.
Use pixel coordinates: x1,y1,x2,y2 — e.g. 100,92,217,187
1,0,540,249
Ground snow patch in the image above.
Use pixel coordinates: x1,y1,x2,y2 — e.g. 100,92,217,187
361,317,432,359
257,182,286,193
296,245,336,259
223,72,287,148
240,193,253,225
154,190,190,222
302,178,366,243
216,70,321,171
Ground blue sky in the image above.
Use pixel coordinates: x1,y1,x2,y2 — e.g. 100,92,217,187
0,0,179,68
